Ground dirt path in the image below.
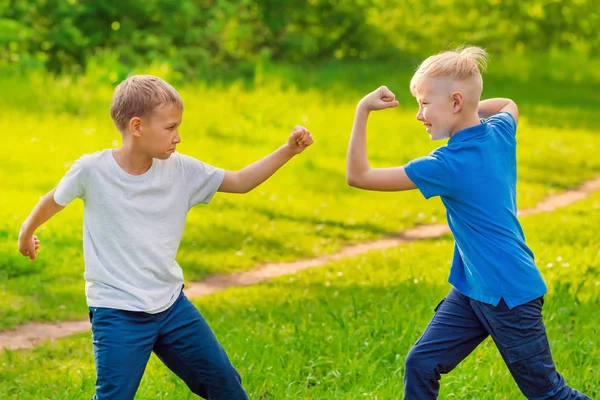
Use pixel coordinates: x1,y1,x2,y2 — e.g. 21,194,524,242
2,176,600,351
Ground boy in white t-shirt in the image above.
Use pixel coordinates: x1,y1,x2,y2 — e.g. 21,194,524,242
18,75,313,400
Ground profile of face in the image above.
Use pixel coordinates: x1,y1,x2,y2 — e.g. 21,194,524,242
414,77,464,141
130,104,183,159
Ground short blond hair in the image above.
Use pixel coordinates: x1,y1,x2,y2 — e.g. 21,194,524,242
410,46,489,96
110,75,183,132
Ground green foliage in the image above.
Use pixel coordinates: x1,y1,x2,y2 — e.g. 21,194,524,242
0,0,384,77
370,0,599,56
1,0,598,76
1,0,264,77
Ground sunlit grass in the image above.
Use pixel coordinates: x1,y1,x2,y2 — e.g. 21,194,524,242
1,63,599,331
1,190,598,399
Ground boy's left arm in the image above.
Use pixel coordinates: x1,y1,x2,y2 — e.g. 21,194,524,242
218,126,313,193
478,98,518,124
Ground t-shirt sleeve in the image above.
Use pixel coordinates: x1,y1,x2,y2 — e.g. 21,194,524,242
486,111,517,137
404,151,453,199
180,154,225,207
54,156,88,206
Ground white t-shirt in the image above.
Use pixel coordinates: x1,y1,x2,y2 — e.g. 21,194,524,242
54,149,225,313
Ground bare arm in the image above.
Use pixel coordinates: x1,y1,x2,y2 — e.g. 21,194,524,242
346,86,416,192
478,98,519,124
18,188,65,261
218,126,313,194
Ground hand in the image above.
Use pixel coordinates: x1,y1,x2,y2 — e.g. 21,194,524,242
285,125,314,155
18,231,41,262
359,86,399,111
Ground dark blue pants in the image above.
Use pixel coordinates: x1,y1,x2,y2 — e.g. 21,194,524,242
404,288,590,399
89,290,248,400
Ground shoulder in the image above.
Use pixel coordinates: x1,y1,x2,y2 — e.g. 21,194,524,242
168,152,198,170
174,152,215,169
430,146,450,158
148,152,197,173
406,146,452,173
166,152,216,179
67,150,107,173
485,112,517,134
427,146,453,166
172,152,192,164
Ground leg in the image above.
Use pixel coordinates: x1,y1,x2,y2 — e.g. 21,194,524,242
404,288,489,400
90,307,159,400
471,297,590,399
153,293,248,400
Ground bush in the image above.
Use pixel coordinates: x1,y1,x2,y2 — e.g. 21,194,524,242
1,0,598,77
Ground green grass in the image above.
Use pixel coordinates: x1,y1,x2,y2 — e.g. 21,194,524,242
1,188,598,399
1,60,600,329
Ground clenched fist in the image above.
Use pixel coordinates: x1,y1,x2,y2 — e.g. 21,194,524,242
359,86,399,111
286,125,314,154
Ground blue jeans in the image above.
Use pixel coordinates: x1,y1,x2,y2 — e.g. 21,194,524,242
404,288,590,399
89,290,248,400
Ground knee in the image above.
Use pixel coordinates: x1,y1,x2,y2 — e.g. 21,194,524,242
405,347,438,377
189,369,246,400
205,361,245,393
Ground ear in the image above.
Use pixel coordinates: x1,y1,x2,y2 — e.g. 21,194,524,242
129,117,143,137
451,91,464,114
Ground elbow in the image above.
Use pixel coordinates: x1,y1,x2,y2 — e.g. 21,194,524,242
347,168,370,189
232,172,252,194
346,173,361,188
234,182,252,194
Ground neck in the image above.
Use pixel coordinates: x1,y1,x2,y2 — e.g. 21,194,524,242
449,112,482,138
112,141,153,175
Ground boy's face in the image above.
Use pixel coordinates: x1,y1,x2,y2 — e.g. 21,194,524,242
414,78,457,140
138,104,183,159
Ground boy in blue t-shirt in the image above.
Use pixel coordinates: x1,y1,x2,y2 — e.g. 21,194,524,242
346,46,589,399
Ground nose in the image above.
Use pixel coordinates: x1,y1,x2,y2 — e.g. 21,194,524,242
416,109,424,121
174,132,181,144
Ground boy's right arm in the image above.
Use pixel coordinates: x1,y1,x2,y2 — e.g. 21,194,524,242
478,98,518,124
18,188,65,261
346,86,417,192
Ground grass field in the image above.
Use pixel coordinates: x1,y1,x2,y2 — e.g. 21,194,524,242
1,61,600,330
1,57,599,398
1,185,598,399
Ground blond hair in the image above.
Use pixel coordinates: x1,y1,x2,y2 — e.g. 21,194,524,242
110,75,183,132
410,46,489,96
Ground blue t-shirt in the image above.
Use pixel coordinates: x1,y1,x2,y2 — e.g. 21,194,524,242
404,112,547,309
